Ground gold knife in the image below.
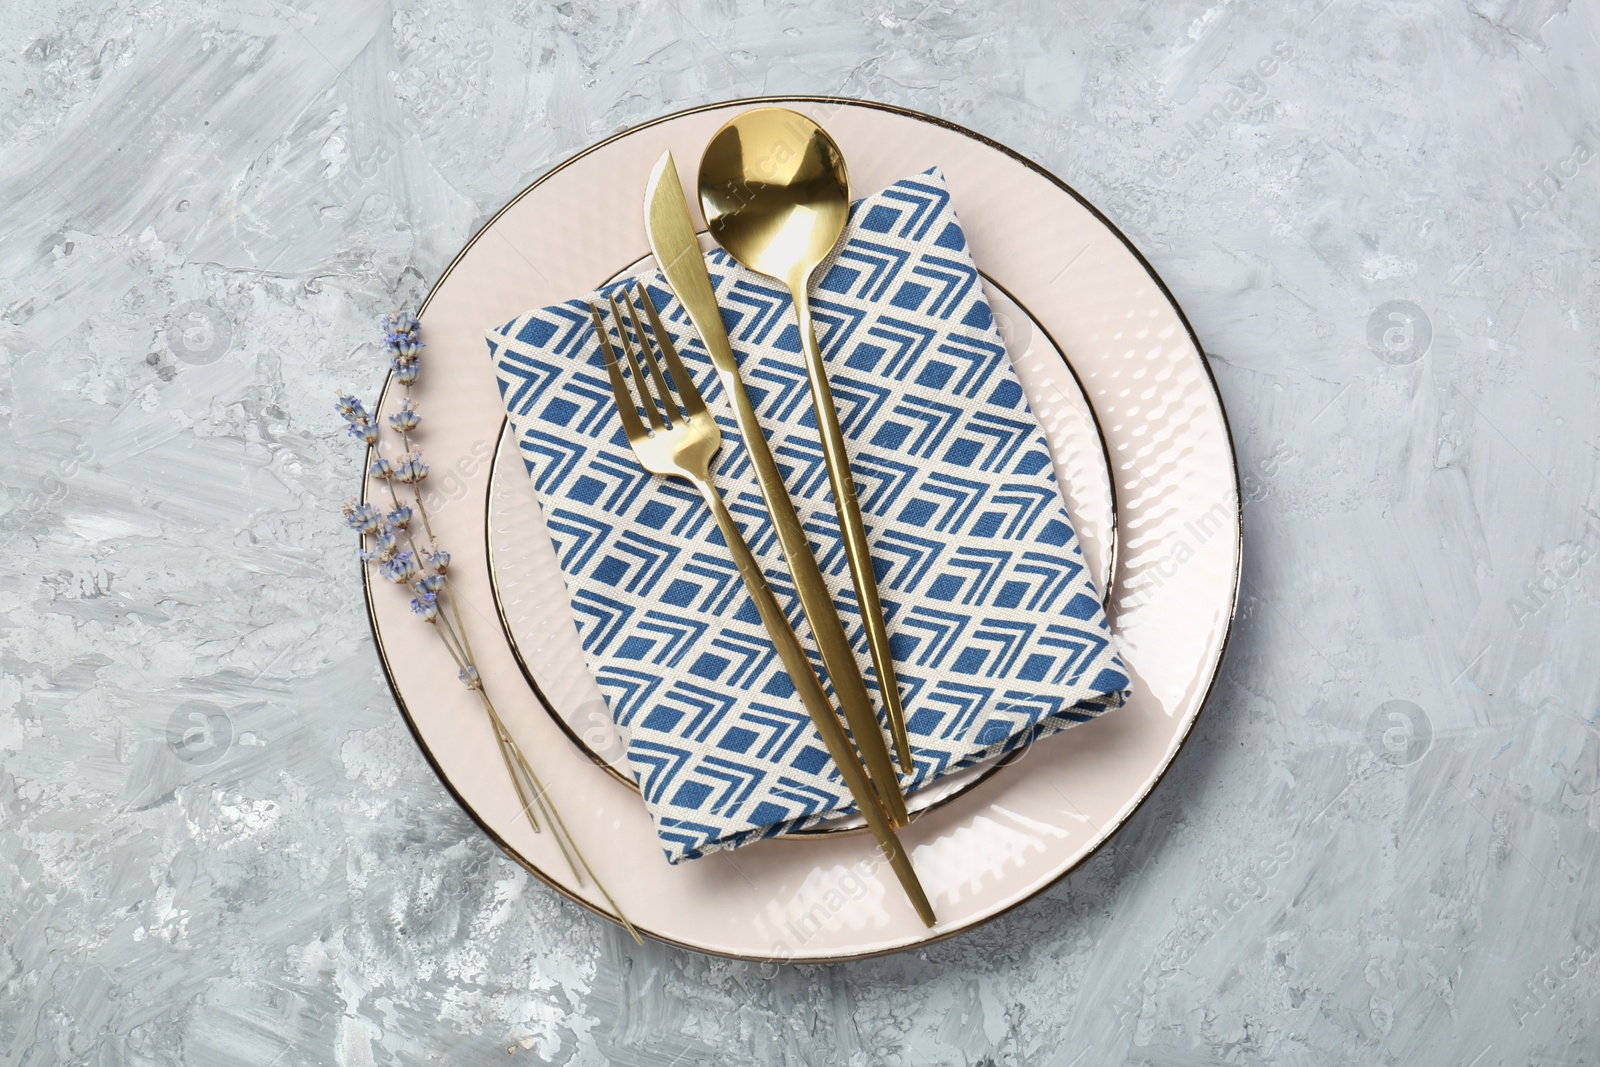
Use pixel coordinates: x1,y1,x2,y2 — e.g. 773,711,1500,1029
643,150,911,827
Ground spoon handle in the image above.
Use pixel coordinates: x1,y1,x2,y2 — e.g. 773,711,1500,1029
789,283,916,776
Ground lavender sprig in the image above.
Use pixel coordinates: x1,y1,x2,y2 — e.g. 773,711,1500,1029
338,308,639,944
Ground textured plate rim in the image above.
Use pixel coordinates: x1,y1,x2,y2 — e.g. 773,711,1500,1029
363,94,1242,963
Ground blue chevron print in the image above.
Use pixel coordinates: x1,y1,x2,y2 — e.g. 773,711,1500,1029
487,169,1131,863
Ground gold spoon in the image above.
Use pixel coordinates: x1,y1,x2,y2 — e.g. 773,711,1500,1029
698,107,915,776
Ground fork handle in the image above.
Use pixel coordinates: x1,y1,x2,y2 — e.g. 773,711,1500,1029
690,476,936,927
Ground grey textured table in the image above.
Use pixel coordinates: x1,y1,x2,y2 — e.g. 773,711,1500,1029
3,2,1597,1064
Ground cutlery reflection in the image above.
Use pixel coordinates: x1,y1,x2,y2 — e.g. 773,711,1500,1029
590,285,935,927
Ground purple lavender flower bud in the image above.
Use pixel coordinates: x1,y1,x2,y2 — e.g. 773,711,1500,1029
423,548,450,573
417,573,445,595
458,665,481,689
393,451,428,484
336,393,371,424
341,500,384,535
410,592,439,622
368,456,394,481
386,504,413,529
347,419,379,445
388,397,420,433
381,551,419,584
371,525,398,561
394,358,420,386
385,310,420,337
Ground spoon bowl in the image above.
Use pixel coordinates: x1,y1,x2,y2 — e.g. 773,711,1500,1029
698,108,850,288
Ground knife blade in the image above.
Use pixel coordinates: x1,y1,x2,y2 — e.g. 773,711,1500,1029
643,150,911,827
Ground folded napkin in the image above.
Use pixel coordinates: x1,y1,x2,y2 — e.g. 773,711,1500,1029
486,169,1131,862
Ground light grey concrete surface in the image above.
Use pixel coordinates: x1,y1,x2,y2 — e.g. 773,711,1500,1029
2,1,1598,1064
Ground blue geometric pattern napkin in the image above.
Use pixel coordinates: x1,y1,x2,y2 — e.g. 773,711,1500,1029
486,169,1131,862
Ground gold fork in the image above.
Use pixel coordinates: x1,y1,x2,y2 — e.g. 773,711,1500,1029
590,285,935,927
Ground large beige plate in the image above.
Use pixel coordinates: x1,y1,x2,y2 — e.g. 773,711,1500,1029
365,97,1241,961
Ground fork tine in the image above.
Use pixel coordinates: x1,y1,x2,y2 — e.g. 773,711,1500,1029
608,291,667,432
589,302,646,441
623,286,681,422
637,285,708,418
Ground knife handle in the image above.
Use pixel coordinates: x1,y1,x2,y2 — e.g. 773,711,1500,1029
714,362,913,826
